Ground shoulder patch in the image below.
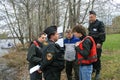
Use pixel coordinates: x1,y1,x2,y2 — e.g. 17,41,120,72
46,53,53,60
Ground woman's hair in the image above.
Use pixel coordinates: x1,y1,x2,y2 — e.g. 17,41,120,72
72,25,86,36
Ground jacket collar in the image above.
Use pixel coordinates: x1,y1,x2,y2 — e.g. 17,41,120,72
36,40,43,47
80,36,86,40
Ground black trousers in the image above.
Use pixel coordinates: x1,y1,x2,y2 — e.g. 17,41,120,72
30,71,42,80
44,70,61,80
66,61,79,80
93,48,102,74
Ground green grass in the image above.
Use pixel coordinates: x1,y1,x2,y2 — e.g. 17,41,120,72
101,51,120,80
100,34,120,80
103,34,120,50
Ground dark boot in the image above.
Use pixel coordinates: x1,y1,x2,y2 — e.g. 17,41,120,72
95,73,100,80
67,76,72,80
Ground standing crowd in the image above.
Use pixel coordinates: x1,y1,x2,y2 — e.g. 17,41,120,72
27,11,106,80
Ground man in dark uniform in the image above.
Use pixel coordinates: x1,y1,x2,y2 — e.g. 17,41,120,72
88,11,106,80
27,32,47,80
40,26,65,80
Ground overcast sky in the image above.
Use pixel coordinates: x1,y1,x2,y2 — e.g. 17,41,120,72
114,0,120,3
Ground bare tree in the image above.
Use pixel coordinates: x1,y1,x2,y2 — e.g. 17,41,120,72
1,0,119,48
91,0,95,10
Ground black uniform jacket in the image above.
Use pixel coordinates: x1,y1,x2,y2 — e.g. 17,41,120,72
88,19,106,44
27,40,43,69
41,40,65,72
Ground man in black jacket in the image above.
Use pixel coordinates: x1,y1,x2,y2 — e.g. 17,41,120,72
27,32,46,80
88,11,106,80
40,26,65,80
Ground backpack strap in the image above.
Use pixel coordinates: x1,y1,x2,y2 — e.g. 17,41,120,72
83,36,91,40
33,41,41,49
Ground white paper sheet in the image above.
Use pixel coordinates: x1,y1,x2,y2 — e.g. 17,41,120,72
56,26,64,47
30,65,41,74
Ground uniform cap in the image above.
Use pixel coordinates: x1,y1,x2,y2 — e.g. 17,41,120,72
44,26,57,36
89,10,96,15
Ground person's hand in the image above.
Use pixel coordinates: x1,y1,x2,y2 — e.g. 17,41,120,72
75,41,81,46
37,69,42,73
97,43,101,48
